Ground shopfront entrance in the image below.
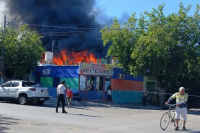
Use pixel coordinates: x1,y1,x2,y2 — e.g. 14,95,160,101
79,63,113,101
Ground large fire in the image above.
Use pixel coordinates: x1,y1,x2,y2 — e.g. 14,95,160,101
52,50,99,65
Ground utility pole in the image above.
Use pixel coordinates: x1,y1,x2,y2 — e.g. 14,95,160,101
1,15,6,84
52,40,54,53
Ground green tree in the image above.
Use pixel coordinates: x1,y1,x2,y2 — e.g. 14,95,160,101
101,3,200,106
0,24,45,80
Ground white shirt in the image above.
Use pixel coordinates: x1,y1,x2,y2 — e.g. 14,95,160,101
107,90,111,95
57,84,66,95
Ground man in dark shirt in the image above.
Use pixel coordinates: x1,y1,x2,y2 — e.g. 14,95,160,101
142,88,147,106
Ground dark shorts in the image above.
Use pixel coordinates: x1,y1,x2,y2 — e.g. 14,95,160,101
66,97,72,101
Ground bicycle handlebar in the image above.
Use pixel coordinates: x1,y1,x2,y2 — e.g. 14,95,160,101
165,104,176,107
165,104,176,106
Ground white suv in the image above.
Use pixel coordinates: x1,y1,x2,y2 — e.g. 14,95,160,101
0,80,49,105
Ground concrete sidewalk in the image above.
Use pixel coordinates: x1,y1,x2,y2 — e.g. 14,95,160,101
45,97,200,115
45,97,162,110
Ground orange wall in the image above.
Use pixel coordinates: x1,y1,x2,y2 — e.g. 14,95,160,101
111,79,143,91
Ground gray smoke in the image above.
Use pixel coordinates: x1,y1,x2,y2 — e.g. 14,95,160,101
2,0,108,57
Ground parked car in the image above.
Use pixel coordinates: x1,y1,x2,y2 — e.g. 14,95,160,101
0,80,49,105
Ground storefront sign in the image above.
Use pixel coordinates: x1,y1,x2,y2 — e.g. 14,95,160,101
79,63,113,76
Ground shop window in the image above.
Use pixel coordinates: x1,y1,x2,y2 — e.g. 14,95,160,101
105,77,111,91
96,77,103,91
87,76,95,91
80,75,86,91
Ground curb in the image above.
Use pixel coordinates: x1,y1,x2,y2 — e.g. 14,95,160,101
45,97,161,110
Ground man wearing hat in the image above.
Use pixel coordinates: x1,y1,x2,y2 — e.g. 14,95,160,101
56,81,67,113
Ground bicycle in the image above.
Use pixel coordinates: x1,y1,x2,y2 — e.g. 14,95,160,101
160,104,182,130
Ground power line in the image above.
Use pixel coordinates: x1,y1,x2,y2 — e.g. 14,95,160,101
9,21,102,30
39,31,101,35
4,21,200,38
40,33,102,37
7,21,200,31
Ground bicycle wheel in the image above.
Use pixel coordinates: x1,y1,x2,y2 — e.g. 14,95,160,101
160,112,170,130
173,114,182,128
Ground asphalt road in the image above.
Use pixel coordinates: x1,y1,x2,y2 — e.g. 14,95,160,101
0,101,199,133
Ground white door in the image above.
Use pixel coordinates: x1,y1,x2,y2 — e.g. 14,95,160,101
0,81,12,97
9,81,20,98
0,87,7,97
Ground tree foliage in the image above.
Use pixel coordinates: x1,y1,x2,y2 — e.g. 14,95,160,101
0,24,45,80
101,3,200,97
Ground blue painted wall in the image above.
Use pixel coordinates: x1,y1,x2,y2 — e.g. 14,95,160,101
113,68,143,81
34,66,79,98
34,66,79,78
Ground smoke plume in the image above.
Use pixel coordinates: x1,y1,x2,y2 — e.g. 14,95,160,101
2,0,107,57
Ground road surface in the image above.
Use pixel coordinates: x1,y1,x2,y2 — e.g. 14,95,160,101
0,101,199,133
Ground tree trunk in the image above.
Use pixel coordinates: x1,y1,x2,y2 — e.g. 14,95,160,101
154,76,166,107
0,69,7,84
158,87,166,107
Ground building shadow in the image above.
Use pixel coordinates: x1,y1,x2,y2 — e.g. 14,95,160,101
68,113,101,118
186,129,200,133
1,100,199,114
187,109,200,116
0,114,20,133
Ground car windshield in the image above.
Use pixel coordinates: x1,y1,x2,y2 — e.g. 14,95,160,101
22,81,35,87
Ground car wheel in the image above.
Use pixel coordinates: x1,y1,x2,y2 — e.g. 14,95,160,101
18,95,27,105
37,101,44,105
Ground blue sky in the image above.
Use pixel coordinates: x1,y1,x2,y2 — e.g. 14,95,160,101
96,0,200,19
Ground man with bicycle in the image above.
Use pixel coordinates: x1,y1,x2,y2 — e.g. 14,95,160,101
165,87,188,131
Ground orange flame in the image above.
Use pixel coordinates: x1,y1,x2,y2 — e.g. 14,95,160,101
52,50,99,65
40,53,45,63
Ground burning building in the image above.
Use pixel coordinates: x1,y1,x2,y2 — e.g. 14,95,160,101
41,50,100,65
3,0,154,103
33,63,148,103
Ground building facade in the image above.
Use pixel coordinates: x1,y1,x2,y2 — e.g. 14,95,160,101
32,63,156,103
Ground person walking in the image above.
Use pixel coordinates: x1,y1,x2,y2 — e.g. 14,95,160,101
56,81,67,113
107,86,113,102
66,86,73,108
57,81,62,107
165,87,188,131
142,88,148,106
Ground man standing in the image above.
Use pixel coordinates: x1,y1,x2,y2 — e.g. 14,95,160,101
107,86,113,102
142,88,147,106
165,87,188,131
56,81,67,113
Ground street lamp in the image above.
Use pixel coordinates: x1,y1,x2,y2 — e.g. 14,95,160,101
0,38,3,85
0,15,6,85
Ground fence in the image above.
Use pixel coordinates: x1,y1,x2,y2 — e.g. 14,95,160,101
146,91,200,108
